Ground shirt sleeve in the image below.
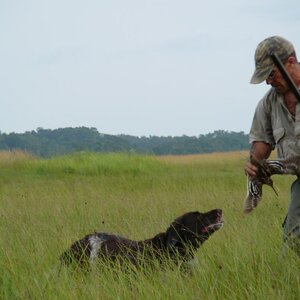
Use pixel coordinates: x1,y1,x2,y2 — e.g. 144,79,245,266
249,97,275,149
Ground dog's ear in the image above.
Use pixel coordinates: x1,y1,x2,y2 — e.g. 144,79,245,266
166,222,182,247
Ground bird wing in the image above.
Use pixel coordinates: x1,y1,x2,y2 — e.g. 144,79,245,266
244,176,263,213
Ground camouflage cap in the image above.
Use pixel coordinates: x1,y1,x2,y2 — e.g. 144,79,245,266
250,36,295,84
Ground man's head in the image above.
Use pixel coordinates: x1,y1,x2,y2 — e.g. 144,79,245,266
250,36,295,84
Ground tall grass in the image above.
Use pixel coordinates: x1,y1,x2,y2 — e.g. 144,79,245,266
0,150,300,299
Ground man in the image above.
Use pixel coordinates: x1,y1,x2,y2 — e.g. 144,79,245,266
245,36,300,252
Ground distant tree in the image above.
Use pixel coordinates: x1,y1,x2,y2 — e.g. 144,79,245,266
0,128,249,157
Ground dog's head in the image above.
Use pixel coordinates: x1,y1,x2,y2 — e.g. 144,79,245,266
165,209,223,250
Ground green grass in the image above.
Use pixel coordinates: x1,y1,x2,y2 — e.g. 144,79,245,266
0,150,300,299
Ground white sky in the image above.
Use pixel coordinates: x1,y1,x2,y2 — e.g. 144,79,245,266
1,0,299,136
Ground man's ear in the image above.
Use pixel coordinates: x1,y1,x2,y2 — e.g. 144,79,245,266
166,222,182,247
287,56,297,65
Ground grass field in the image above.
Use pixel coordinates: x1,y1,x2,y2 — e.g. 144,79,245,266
1,150,300,299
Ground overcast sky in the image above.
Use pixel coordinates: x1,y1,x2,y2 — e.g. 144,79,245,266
1,0,299,136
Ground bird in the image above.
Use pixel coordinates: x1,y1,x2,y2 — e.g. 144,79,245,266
244,155,300,213
244,156,277,213
265,156,300,176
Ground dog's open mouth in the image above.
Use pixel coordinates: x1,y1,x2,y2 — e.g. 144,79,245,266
202,213,224,233
206,220,224,231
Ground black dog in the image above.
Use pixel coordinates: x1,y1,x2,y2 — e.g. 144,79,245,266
60,209,223,268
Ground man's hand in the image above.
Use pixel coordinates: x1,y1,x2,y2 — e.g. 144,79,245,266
244,141,272,177
244,160,258,177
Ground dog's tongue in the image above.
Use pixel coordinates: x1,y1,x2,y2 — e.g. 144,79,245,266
201,226,209,233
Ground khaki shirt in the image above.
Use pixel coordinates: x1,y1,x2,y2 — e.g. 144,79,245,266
249,88,300,159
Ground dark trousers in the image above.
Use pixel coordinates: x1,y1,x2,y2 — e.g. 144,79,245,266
283,177,300,253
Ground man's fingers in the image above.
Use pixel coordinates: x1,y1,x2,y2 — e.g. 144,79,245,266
244,162,258,177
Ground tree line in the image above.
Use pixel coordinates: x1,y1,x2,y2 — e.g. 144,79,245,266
0,127,250,157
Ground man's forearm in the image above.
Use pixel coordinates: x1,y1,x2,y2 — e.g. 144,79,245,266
250,141,272,160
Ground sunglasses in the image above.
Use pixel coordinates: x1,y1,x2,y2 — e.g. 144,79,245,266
267,69,278,81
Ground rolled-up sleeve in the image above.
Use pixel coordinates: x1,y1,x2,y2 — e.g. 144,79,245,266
249,98,275,149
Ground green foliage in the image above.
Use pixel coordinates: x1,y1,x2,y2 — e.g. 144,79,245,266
1,151,299,299
0,127,249,157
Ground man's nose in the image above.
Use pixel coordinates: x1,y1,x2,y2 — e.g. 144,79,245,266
266,77,273,85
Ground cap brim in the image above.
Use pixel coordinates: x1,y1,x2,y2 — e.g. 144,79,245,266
250,65,273,84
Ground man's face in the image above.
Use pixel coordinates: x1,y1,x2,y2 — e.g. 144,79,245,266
265,58,293,95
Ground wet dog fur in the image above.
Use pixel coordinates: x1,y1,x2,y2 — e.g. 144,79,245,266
60,209,223,269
